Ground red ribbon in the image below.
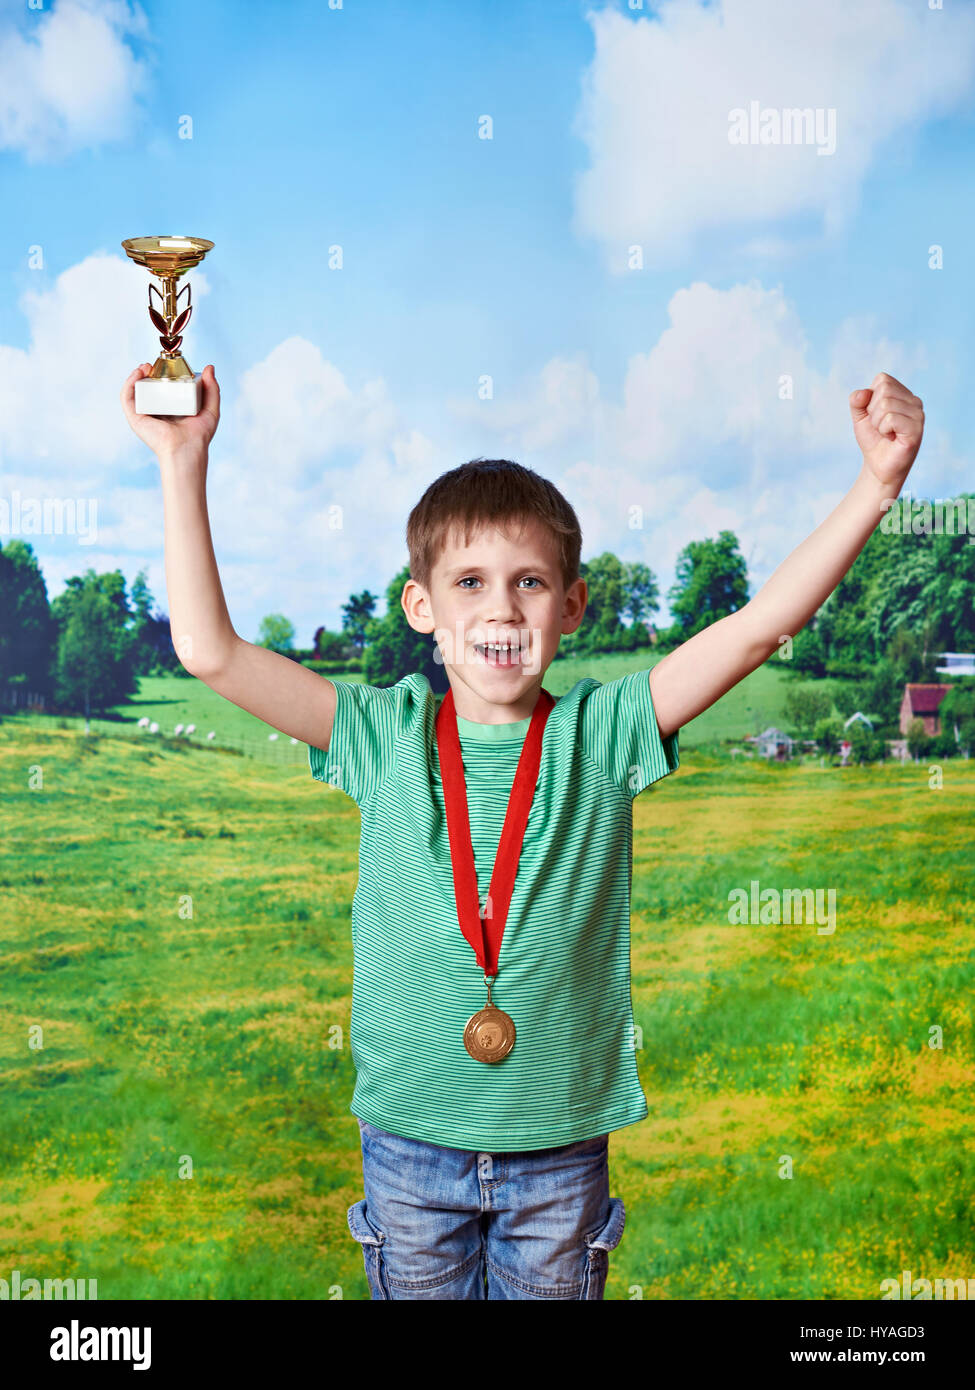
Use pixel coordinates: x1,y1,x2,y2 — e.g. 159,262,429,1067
436,685,555,978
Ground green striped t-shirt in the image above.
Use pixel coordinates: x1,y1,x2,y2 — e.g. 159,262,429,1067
308,668,679,1151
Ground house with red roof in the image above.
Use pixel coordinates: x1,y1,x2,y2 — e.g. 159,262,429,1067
899,684,952,737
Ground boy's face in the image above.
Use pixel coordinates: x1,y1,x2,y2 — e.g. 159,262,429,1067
401,518,587,722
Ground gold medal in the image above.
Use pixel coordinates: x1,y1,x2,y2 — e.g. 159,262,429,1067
463,974,515,1063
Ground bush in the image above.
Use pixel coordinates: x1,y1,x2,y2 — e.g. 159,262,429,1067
825,658,872,682
619,622,653,652
813,714,845,753
906,717,932,760
783,684,834,739
791,626,827,677
932,730,959,759
314,628,356,662
848,720,886,764
301,658,361,676
865,657,903,726
830,680,871,719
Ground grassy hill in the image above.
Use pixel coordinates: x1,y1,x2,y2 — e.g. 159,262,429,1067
2,713,973,1299
3,654,812,756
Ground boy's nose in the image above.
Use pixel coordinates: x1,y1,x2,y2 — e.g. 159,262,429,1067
481,609,525,627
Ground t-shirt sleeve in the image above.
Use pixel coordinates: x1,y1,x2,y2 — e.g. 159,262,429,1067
307,673,431,807
577,667,680,799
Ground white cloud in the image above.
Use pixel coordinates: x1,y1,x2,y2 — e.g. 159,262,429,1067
611,281,811,475
0,258,436,630
447,355,601,453
0,250,209,475
464,279,927,478
233,336,401,484
573,0,975,267
0,0,150,161
205,337,434,606
0,260,944,636
452,277,931,611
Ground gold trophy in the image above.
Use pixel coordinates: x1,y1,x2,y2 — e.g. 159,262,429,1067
121,235,214,415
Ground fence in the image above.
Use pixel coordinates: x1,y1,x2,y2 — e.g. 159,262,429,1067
0,688,47,711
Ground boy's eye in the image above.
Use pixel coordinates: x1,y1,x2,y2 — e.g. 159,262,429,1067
457,576,543,589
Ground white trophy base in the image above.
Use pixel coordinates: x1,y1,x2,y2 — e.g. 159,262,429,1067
135,374,203,417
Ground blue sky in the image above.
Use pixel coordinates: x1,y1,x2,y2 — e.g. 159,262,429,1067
2,0,974,644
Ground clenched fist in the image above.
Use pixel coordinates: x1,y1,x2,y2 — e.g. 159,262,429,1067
849,372,924,488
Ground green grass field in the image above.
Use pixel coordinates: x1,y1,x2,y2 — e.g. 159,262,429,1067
2,664,973,1299
4,653,810,755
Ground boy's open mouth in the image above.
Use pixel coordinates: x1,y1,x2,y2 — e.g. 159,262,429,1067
473,640,525,669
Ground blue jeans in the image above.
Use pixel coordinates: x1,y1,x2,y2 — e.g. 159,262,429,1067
347,1117,626,1299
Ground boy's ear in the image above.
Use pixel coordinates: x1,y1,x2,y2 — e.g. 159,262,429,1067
401,577,435,634
562,577,587,633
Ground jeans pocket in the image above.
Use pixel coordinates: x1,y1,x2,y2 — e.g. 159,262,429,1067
347,1197,392,1300
580,1195,626,1300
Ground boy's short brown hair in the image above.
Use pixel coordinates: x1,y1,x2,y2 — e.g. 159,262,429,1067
406,458,582,593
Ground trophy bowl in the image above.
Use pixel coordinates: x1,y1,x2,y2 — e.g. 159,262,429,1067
122,236,215,416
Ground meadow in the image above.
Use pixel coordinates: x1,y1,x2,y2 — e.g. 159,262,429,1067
1,659,973,1299
7,652,801,755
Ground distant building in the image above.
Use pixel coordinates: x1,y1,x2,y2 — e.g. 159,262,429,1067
935,652,975,677
899,683,952,737
746,727,795,761
844,711,873,731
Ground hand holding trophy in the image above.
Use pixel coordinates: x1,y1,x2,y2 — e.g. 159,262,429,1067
119,235,221,457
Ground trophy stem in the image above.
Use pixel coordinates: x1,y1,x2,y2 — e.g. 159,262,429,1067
122,235,214,416
148,353,195,381
147,271,194,380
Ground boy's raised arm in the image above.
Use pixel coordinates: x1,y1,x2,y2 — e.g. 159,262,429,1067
649,373,925,742
120,363,337,751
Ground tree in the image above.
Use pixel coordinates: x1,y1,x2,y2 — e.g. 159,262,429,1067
561,553,654,654
313,627,354,662
869,543,939,657
924,502,975,652
579,553,625,636
864,657,904,725
257,614,296,655
932,729,959,759
130,569,153,629
782,684,834,739
667,531,749,640
53,571,138,722
341,591,378,654
813,714,844,754
941,680,975,742
830,680,871,720
361,564,445,691
959,717,975,756
620,562,659,627
906,717,930,761
810,494,975,673
790,625,827,678
128,568,180,676
0,540,56,703
815,525,892,674
848,719,885,764
55,567,131,626
884,623,942,685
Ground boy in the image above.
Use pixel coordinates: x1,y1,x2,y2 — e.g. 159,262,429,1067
121,363,924,1300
